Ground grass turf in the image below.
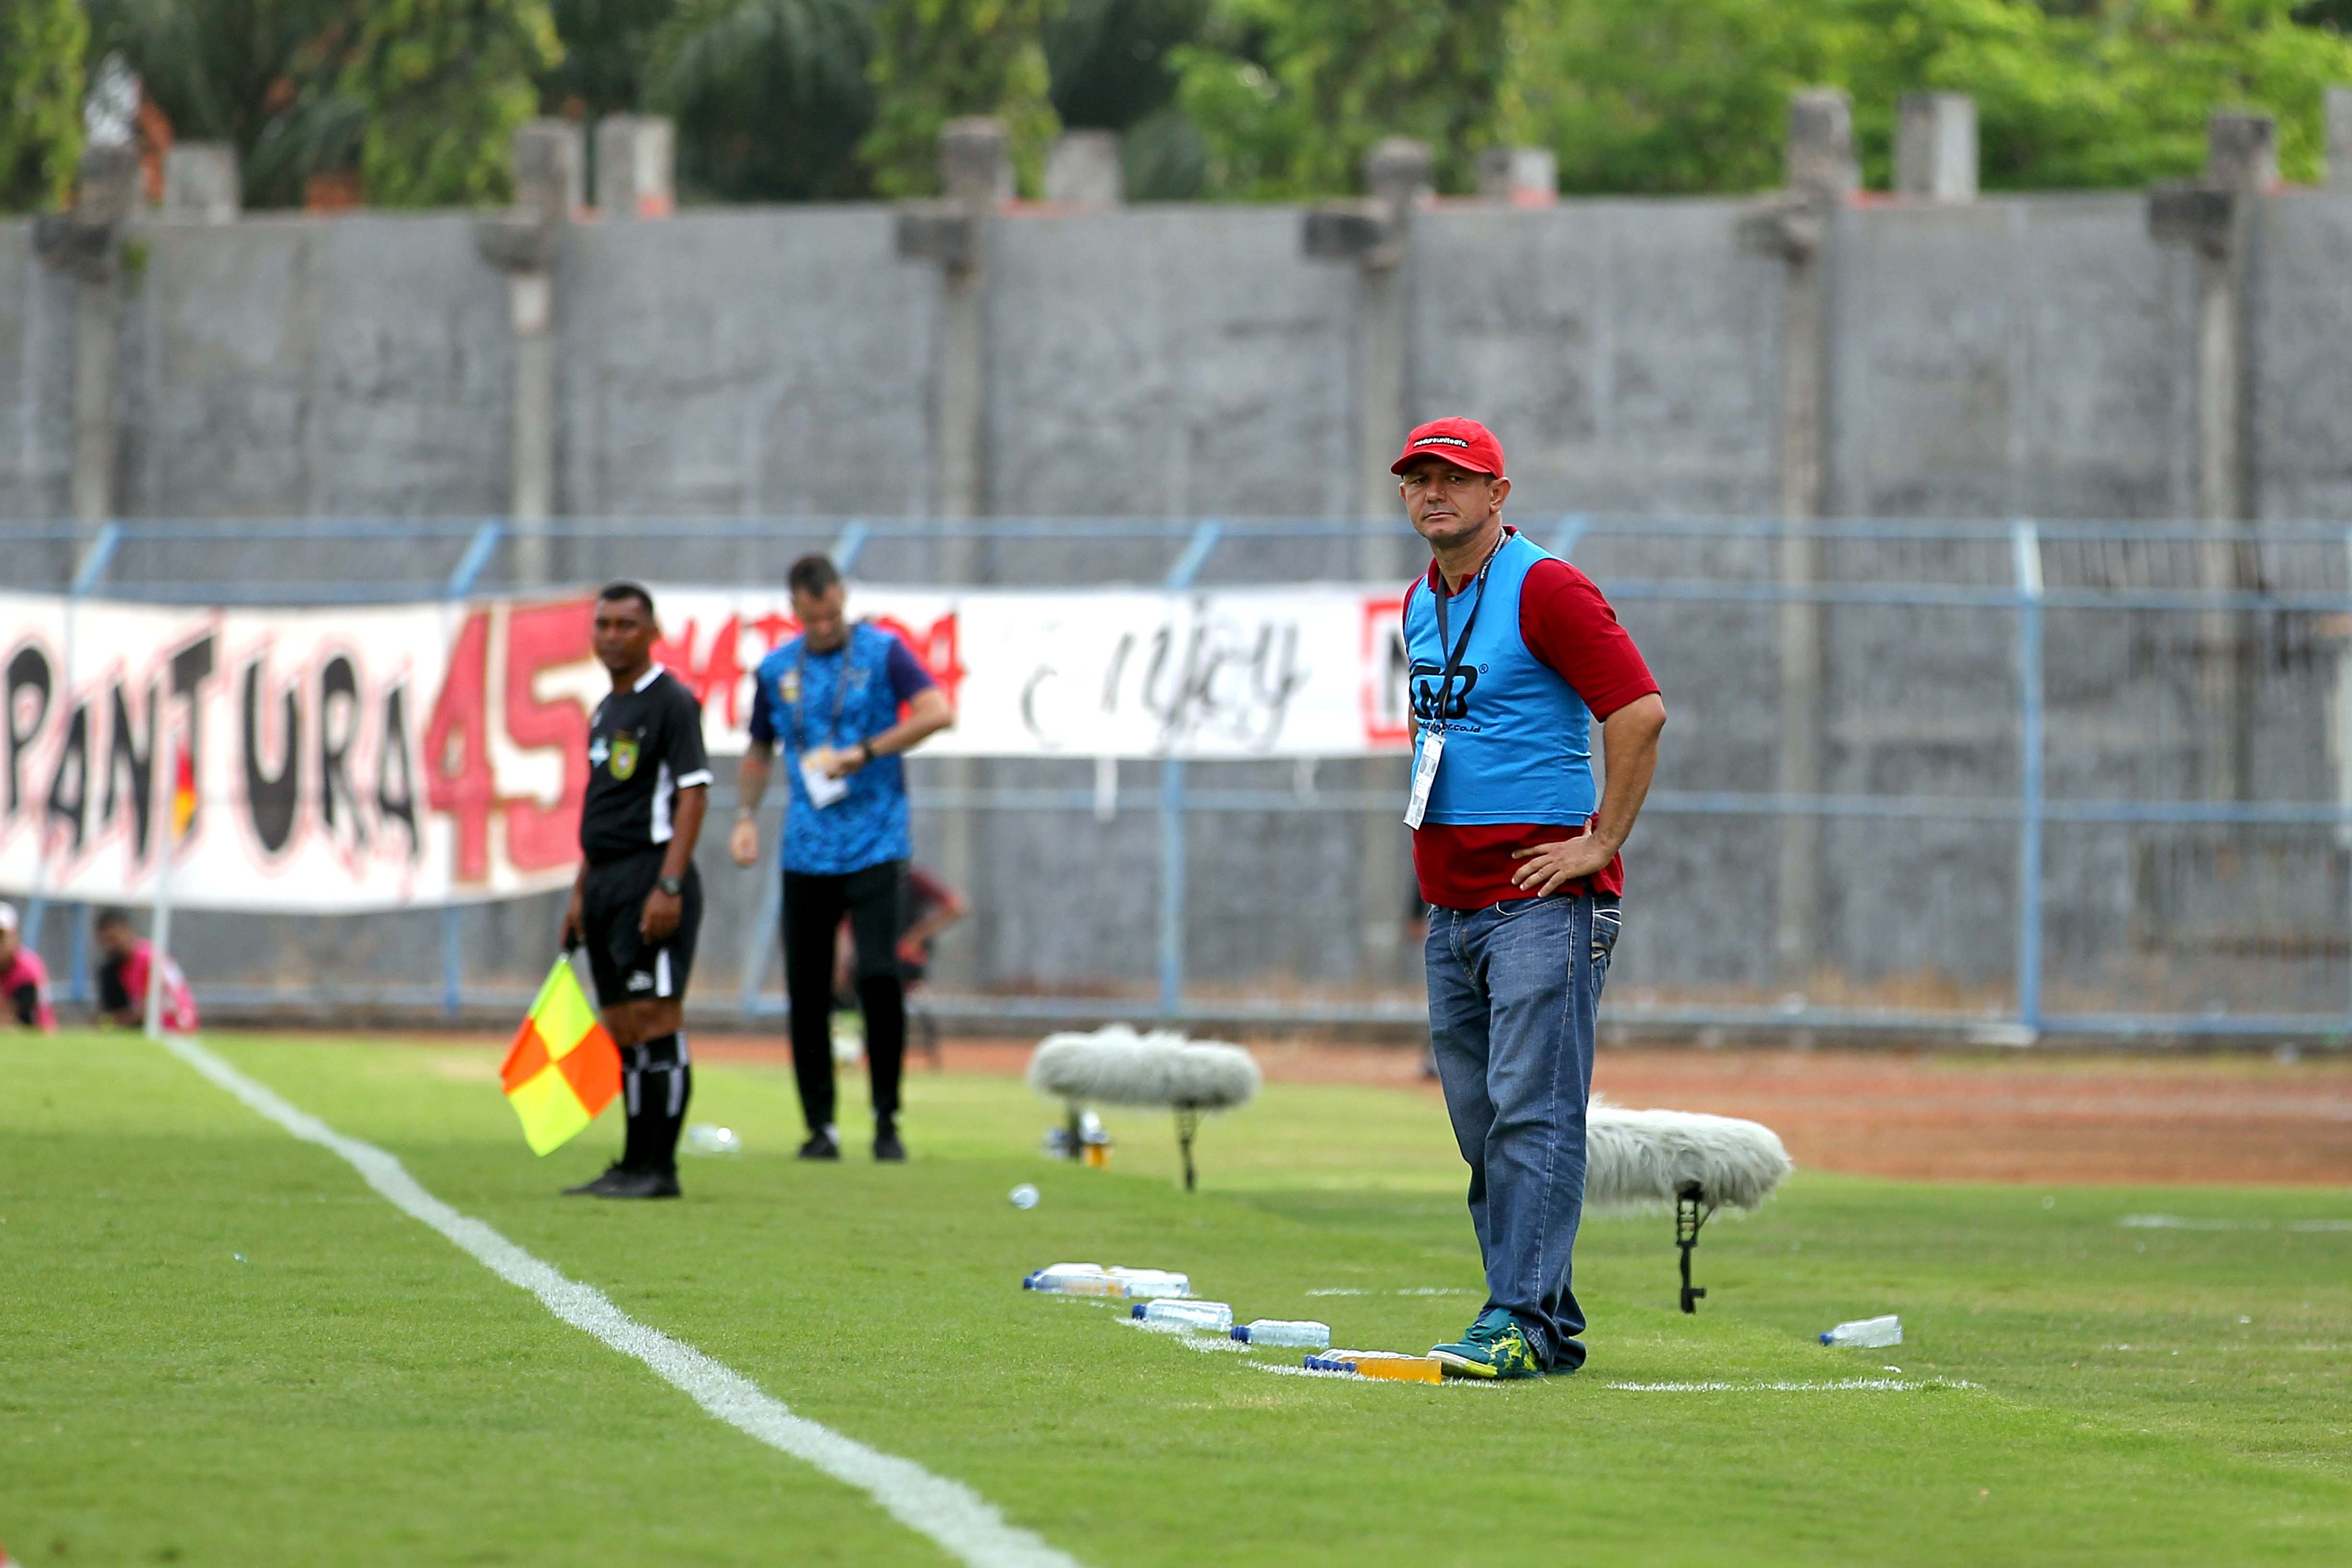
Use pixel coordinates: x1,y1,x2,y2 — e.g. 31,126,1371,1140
4,1029,2350,1565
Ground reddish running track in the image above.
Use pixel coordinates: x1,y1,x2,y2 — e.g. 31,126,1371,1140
692,1037,2352,1187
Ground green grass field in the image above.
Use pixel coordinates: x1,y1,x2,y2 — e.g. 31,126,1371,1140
6,1029,2350,1566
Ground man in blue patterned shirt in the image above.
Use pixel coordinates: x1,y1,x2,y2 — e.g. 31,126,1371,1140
732,555,954,1161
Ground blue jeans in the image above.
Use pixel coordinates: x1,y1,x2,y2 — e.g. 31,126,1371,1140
1425,893,1621,1372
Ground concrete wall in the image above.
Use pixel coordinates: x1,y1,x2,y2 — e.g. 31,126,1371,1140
0,220,75,575
556,208,938,521
116,214,514,519
1412,200,1785,518
8,189,2352,1027
8,189,2352,536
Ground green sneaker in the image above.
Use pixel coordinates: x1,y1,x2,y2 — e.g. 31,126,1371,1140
1429,1307,1543,1380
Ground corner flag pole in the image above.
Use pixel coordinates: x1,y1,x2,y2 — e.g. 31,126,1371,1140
145,718,177,1041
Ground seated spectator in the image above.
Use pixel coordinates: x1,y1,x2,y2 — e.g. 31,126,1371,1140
0,903,56,1033
93,907,199,1033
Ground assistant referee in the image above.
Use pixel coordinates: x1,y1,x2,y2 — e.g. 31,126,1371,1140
560,582,714,1200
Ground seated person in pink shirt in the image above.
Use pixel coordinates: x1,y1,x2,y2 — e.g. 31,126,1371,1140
93,906,200,1033
0,902,57,1033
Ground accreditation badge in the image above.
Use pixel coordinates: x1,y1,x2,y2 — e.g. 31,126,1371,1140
1403,730,1443,829
780,669,801,704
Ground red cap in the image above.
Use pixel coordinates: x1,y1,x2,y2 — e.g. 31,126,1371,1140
1391,417,1505,478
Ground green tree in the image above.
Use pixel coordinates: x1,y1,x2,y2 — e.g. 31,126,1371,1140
1501,0,2352,196
860,0,1059,197
85,0,364,208
1045,0,1205,128
1171,0,1512,198
539,0,673,120
1046,0,1209,196
645,0,877,200
0,0,88,211
341,0,563,206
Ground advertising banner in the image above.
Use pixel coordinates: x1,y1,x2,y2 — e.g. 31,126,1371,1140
1,584,1411,912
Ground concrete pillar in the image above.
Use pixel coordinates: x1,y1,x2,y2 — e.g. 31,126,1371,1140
942,117,1014,208
513,119,584,222
1475,146,1557,206
595,116,674,220
928,119,1009,992
2328,87,2352,189
1044,130,1121,207
57,146,141,529
1356,138,1432,981
160,144,240,222
2197,113,2270,801
502,121,579,586
1772,90,1854,988
1896,94,1977,203
1787,90,1860,205
2205,110,2277,195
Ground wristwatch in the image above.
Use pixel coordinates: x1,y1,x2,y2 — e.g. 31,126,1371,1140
856,740,874,766
656,875,685,897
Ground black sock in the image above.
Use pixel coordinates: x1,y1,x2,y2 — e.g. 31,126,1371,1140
624,1033,692,1175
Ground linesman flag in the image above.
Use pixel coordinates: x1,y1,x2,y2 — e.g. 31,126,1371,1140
500,957,622,1154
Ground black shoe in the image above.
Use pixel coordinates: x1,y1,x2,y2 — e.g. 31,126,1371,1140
600,1167,681,1200
873,1128,906,1163
797,1130,841,1161
563,1163,630,1197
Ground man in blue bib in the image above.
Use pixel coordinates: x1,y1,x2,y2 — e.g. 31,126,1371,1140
1396,418,1668,1378
732,555,954,1161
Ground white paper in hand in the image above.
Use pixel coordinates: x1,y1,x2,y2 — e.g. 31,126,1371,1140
800,753,850,809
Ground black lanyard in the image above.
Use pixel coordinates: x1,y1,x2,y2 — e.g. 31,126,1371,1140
1429,535,1505,730
794,637,855,751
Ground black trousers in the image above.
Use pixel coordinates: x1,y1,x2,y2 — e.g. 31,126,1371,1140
783,860,907,1134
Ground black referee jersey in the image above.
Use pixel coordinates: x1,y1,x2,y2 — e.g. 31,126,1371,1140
582,664,715,864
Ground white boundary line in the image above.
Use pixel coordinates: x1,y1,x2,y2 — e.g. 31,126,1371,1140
159,1034,1081,1568
1601,1378,1977,1393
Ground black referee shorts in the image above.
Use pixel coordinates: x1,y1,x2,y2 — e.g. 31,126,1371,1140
580,850,703,1011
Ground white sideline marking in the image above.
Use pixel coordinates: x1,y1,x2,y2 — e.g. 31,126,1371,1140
2119,1214,2352,1233
1117,1318,1246,1353
160,1035,1079,1568
1602,1378,1976,1393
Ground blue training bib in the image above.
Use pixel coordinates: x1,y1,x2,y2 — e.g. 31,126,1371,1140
1401,531,1596,827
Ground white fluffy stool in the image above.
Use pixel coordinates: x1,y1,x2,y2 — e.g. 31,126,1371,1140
1028,1025,1261,1190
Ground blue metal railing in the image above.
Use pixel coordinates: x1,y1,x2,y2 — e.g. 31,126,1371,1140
10,511,2352,1041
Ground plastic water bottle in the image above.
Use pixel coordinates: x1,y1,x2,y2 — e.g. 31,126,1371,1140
1819,1314,1902,1348
1008,1183,1040,1209
1024,1263,1121,1296
1131,1298,1234,1332
683,1125,741,1156
1230,1319,1330,1349
1106,1267,1190,1299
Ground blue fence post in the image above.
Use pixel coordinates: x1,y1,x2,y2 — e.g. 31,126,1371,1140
1553,514,1590,561
832,520,872,575
740,846,784,1021
441,522,504,1018
2011,520,2045,1037
1157,521,1223,1018
1158,759,1185,1018
25,522,122,959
